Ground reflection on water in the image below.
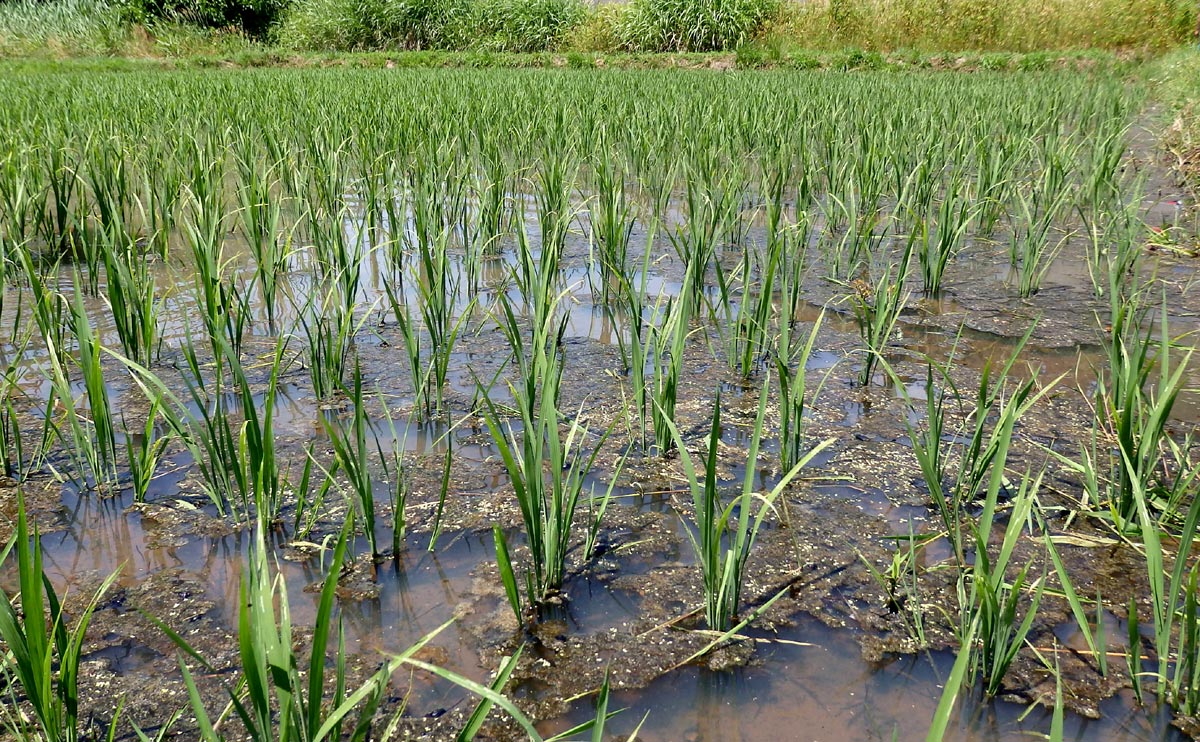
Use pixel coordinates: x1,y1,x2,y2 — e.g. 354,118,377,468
546,614,1183,742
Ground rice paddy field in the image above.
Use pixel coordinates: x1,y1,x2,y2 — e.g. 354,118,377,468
1,65,1200,741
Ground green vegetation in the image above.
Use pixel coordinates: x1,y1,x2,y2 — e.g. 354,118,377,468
0,45,1199,742
1,0,1193,57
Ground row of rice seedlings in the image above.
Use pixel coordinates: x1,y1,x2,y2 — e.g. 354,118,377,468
0,493,122,742
660,378,834,631
2,75,1142,328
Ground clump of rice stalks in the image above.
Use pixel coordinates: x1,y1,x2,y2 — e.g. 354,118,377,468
661,377,833,631
775,310,826,471
323,361,381,561
159,519,423,742
891,324,1059,567
846,239,912,386
0,492,122,742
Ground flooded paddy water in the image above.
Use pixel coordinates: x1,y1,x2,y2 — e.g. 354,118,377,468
0,67,1199,741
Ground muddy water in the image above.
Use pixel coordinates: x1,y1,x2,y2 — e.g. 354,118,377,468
547,621,1182,741
2,179,1200,741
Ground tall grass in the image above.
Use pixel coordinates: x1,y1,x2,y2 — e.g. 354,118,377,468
618,0,779,51
0,0,127,56
762,0,1195,52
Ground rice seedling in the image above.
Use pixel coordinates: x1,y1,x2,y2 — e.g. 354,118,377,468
0,329,32,480
533,138,578,265
649,288,689,455
668,164,740,317
323,361,381,560
293,443,337,541
84,137,134,245
821,184,889,283
1044,532,1109,677
862,530,934,651
233,138,289,331
482,383,617,617
41,142,81,253
1007,175,1073,298
376,398,413,556
99,228,159,366
915,173,973,296
961,468,1045,697
0,492,121,742
123,400,169,504
0,149,39,264
1125,441,1200,714
138,141,183,259
1095,292,1195,528
846,238,912,387
298,290,355,401
589,148,635,306
161,518,421,742
714,238,778,380
60,275,118,489
660,379,833,631
163,328,287,522
415,225,472,416
593,221,653,451
890,325,1058,567
775,310,826,472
